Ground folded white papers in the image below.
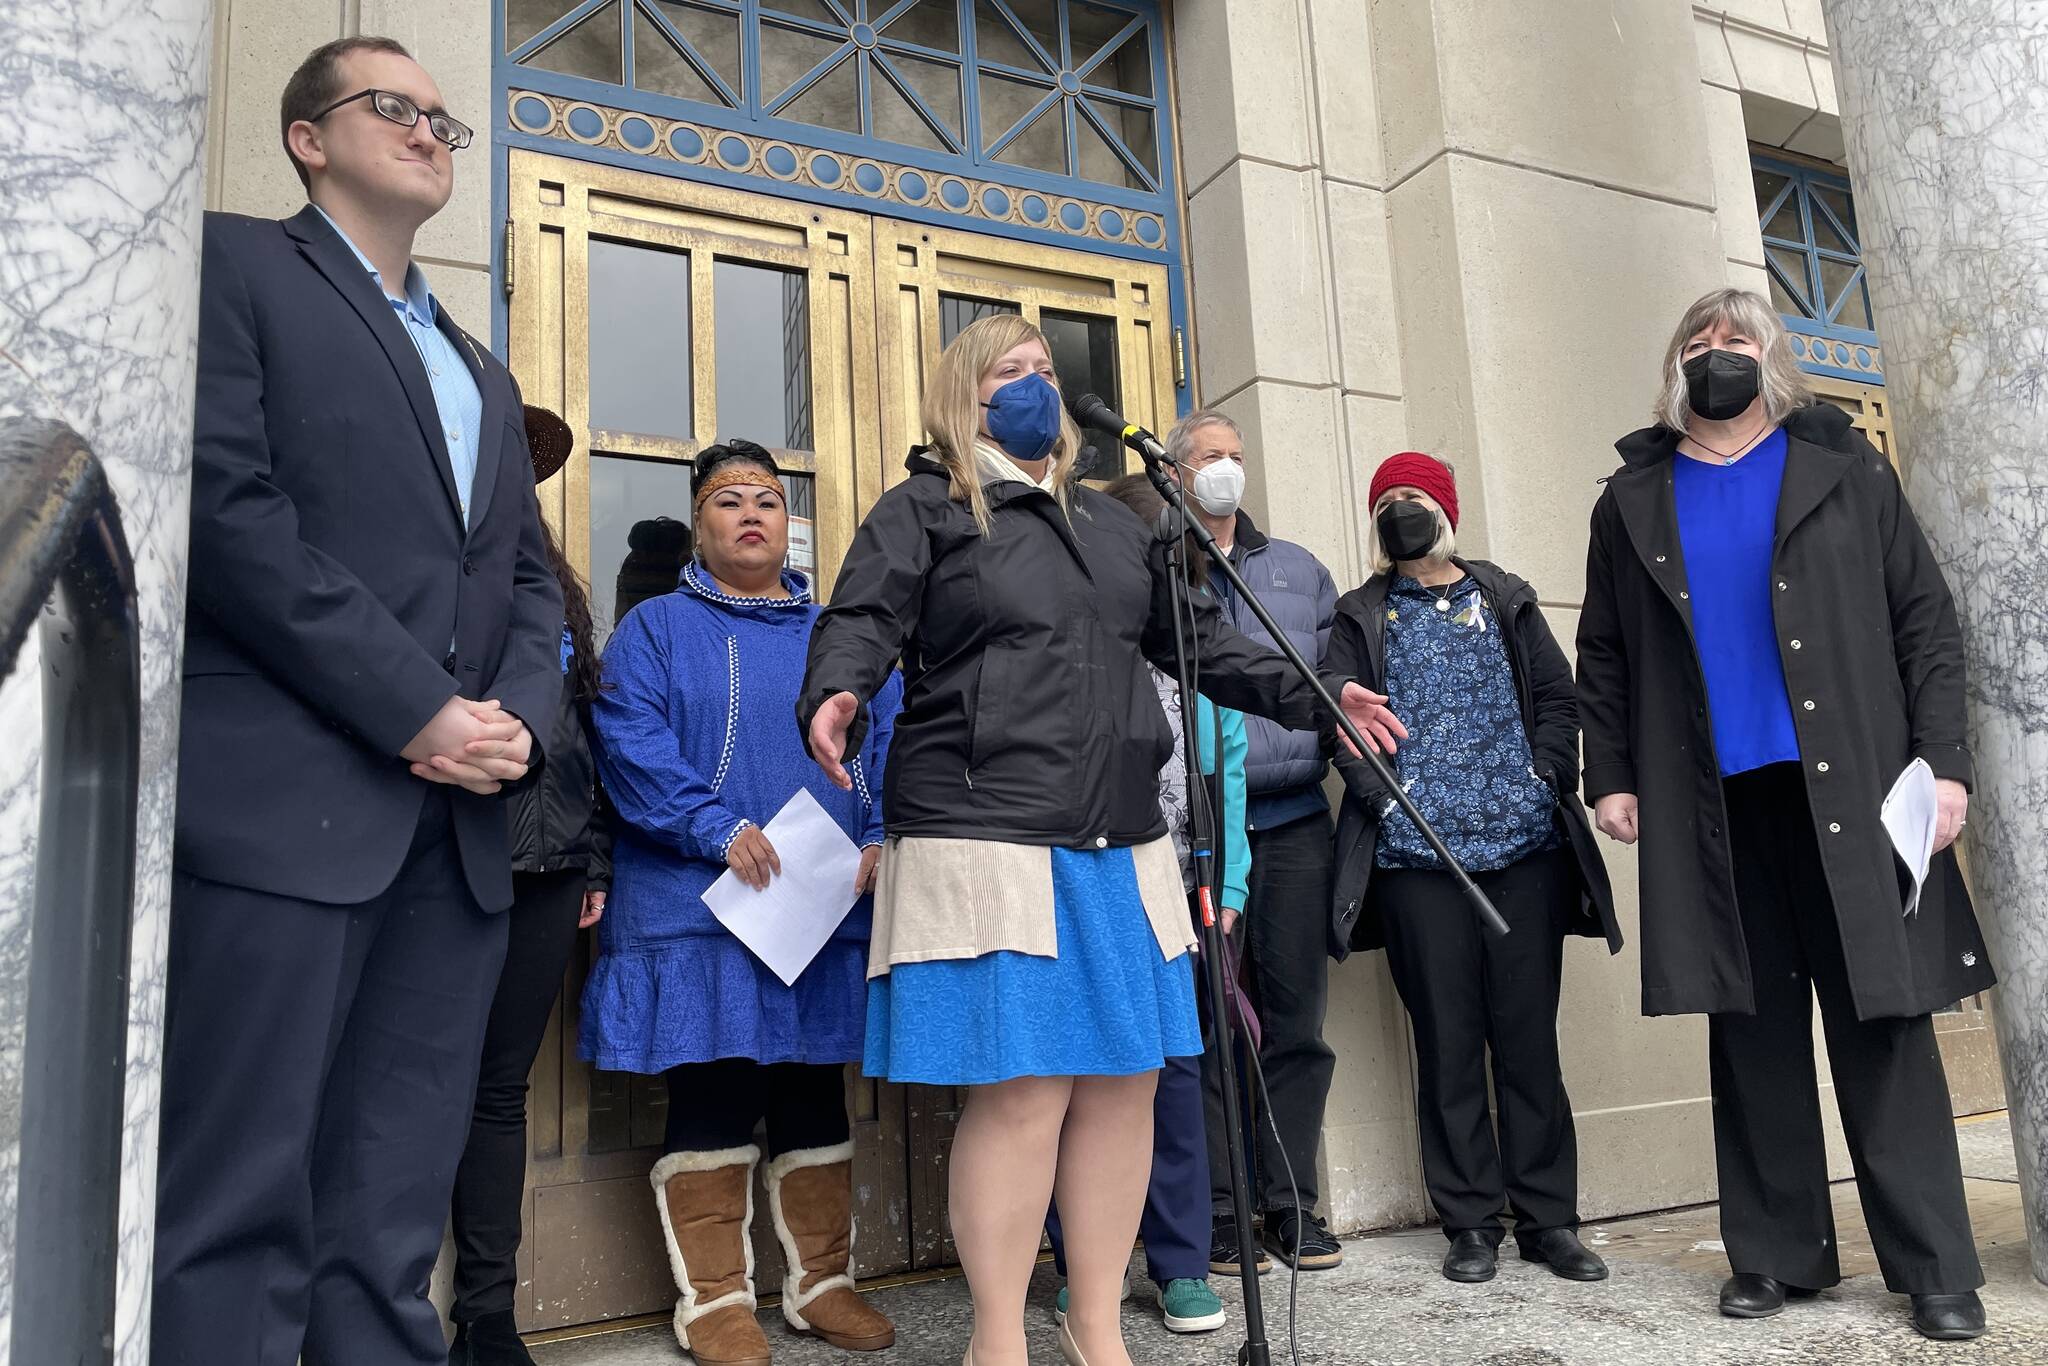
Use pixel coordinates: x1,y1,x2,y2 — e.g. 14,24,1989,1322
702,788,864,986
1880,758,1939,918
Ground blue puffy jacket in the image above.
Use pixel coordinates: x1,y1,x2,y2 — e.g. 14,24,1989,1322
1206,514,1338,831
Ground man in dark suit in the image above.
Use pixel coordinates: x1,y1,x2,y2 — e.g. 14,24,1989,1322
153,36,563,1365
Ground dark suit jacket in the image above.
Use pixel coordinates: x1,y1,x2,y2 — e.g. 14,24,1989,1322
176,205,562,913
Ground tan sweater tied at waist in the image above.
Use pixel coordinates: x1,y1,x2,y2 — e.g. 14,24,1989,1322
867,835,1195,979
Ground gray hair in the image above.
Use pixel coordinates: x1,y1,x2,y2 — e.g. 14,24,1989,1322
1165,408,1243,463
1653,288,1813,433
1363,476,1458,577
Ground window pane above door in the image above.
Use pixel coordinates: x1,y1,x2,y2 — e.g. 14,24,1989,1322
713,261,814,452
588,239,694,441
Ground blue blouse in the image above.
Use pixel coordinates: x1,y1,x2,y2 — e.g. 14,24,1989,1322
1376,576,1559,871
1672,428,1801,777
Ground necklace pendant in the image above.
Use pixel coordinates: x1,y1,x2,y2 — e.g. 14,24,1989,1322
1434,597,1451,612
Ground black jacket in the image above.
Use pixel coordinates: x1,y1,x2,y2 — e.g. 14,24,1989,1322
177,207,561,913
1324,559,1621,960
799,449,1343,847
508,670,612,887
1577,402,1994,1020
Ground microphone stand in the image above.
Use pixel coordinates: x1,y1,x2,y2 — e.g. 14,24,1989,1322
1155,490,1273,1366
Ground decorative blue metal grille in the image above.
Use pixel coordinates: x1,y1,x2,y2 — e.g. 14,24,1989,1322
501,0,1173,230
1751,154,1883,385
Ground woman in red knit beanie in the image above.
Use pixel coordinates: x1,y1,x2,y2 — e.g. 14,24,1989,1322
1325,451,1620,1288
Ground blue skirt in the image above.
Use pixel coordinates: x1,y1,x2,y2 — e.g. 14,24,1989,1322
863,845,1201,1085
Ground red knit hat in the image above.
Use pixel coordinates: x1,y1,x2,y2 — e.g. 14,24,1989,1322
1369,452,1459,530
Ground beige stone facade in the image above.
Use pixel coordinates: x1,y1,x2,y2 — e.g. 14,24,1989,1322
201,0,1924,1279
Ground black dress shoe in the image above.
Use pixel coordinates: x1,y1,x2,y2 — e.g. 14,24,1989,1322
450,1310,537,1366
1209,1216,1272,1276
1719,1273,1789,1319
1911,1291,1987,1341
1442,1230,1498,1283
1517,1228,1609,1282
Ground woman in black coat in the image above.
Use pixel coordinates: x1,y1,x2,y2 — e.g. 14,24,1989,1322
447,410,612,1366
800,315,1403,1366
1326,452,1619,1289
1577,288,1993,1342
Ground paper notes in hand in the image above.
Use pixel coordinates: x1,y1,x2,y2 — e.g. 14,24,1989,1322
702,788,865,985
1880,758,1938,918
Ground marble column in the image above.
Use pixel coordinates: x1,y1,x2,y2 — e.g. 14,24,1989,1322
0,2,212,1361
1822,0,2048,1284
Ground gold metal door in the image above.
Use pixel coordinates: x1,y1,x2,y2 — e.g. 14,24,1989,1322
506,151,899,1332
871,214,1178,493
504,147,1184,1328
509,149,882,621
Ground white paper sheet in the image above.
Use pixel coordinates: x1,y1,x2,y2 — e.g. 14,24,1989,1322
1880,758,1939,918
702,788,865,986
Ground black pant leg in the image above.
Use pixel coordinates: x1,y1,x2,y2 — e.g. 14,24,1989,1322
1242,811,1337,1214
450,869,587,1323
664,1058,769,1154
1710,766,1838,1289
151,874,372,1366
1374,865,1505,1243
302,797,511,1366
761,1063,853,1158
1479,849,1581,1241
1780,791,1983,1293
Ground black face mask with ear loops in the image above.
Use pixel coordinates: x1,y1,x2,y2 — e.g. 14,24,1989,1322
1376,500,1440,563
1683,348,1762,421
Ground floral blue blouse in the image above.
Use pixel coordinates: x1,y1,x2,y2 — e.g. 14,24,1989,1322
1375,575,1559,872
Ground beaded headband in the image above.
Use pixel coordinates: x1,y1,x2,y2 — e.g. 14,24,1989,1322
692,465,783,512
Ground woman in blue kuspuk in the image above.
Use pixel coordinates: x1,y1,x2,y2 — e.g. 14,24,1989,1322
588,438,903,1366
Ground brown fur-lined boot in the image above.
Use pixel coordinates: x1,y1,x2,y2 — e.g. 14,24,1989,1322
763,1143,895,1351
651,1145,772,1365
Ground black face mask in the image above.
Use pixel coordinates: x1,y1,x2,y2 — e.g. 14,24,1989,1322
1376,500,1440,564
1682,348,1762,422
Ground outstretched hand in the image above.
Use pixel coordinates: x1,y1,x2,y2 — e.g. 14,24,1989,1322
1335,682,1407,758
807,691,859,791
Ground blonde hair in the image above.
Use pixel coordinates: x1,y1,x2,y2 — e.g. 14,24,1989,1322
921,314,1083,531
1363,485,1458,577
1654,288,1813,434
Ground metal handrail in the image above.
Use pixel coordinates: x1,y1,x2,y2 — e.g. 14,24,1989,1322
1,417,139,1366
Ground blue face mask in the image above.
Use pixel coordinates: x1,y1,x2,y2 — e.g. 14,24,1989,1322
980,373,1062,463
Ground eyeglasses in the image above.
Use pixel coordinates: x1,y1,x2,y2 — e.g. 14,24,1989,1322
309,88,473,151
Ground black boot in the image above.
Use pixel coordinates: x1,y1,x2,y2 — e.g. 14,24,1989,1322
1442,1231,1498,1283
450,1310,537,1366
1911,1291,1987,1341
1719,1273,1790,1319
1517,1228,1609,1282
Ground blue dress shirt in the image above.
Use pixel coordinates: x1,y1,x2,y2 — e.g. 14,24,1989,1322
315,206,483,527
1672,427,1802,776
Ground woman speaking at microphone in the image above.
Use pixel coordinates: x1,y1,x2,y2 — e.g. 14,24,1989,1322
798,314,1404,1366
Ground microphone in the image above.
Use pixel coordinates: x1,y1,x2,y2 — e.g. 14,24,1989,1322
1068,393,1172,467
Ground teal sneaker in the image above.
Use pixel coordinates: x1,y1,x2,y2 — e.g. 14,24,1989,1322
1052,1275,1131,1325
1157,1278,1226,1334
